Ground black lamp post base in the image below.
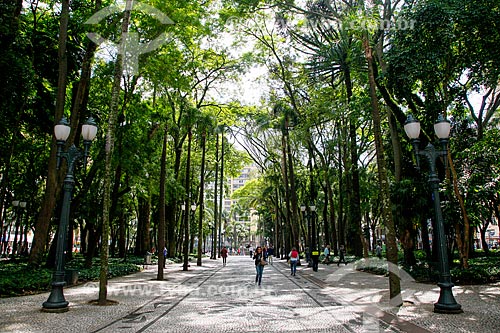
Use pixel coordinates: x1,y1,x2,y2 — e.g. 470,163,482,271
42,298,69,312
434,282,463,314
42,282,69,312
41,304,69,313
434,303,463,314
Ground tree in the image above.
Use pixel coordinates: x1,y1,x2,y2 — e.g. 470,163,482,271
387,0,500,268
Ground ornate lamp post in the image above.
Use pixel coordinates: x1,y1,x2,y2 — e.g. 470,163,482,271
404,114,462,314
43,116,97,312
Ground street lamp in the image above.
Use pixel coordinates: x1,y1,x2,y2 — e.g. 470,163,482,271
404,114,462,314
43,116,97,312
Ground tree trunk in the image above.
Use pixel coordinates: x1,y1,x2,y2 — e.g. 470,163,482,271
99,0,132,305
84,224,99,268
449,156,470,268
479,227,489,254
182,128,193,271
197,130,207,266
286,123,300,249
348,121,363,257
157,127,167,279
135,196,151,255
29,0,70,266
400,228,417,266
336,124,345,255
363,33,402,306
212,133,219,260
218,130,225,258
281,130,292,255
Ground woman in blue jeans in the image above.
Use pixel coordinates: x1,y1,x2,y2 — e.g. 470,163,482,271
253,246,265,285
289,247,299,276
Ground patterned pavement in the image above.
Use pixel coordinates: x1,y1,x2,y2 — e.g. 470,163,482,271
0,255,499,332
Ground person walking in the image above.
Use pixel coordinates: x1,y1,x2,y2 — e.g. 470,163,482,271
338,244,347,266
267,245,274,265
375,243,382,259
253,246,265,285
221,246,228,266
289,247,299,276
323,244,331,264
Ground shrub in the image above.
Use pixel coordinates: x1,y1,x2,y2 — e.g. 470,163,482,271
0,255,144,297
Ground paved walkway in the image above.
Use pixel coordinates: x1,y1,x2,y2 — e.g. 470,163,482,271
0,256,499,332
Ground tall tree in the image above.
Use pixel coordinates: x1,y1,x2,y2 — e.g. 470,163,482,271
29,0,70,266
99,0,132,305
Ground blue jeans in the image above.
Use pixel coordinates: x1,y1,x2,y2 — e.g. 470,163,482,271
290,260,297,275
255,264,264,285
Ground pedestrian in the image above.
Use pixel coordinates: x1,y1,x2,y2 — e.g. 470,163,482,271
253,246,266,285
323,244,331,264
221,246,228,266
267,245,274,265
289,247,299,276
249,245,254,258
375,243,382,259
338,244,347,266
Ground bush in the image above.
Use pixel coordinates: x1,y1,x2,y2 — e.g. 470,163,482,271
0,255,144,297
353,258,388,275
0,263,53,297
354,251,500,285
451,255,500,284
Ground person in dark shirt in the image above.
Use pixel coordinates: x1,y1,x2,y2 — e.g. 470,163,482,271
253,246,265,285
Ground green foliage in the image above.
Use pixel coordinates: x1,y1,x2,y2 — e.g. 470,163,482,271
0,255,143,297
354,251,500,285
0,263,53,297
354,258,389,275
76,262,141,282
452,254,500,284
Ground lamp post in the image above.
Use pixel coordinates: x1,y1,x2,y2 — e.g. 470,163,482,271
404,114,462,314
43,116,97,312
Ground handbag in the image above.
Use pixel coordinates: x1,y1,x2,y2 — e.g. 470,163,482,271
260,258,268,266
